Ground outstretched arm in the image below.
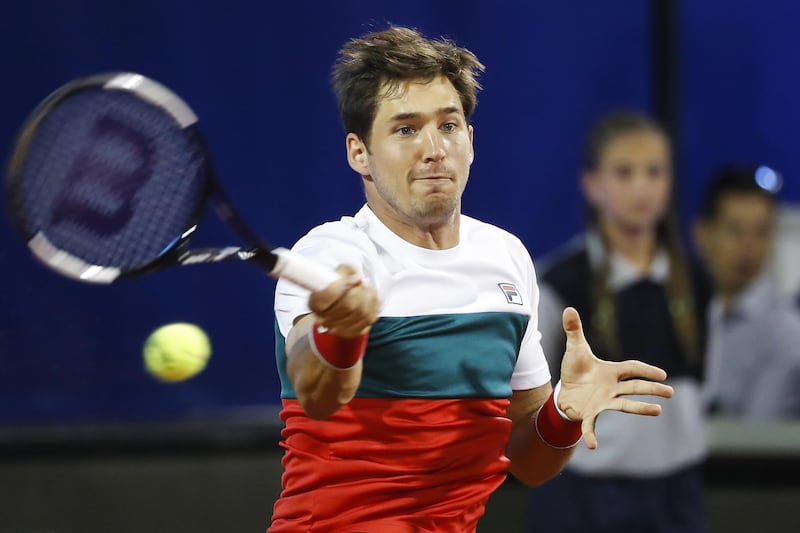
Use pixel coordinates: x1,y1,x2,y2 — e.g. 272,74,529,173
506,383,576,486
507,306,673,485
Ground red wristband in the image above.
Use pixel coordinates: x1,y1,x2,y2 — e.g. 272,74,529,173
534,386,582,449
309,322,368,369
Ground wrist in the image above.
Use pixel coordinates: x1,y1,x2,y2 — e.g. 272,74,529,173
534,380,582,449
308,322,368,369
553,380,573,421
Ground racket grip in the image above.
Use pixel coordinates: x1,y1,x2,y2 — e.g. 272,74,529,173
270,248,340,292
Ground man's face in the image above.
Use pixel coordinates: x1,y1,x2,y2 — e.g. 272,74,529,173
347,76,474,229
695,193,775,296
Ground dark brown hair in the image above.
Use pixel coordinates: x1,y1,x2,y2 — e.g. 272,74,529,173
697,164,778,221
331,25,485,147
583,110,699,361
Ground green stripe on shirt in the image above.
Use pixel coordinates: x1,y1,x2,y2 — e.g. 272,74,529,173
276,312,528,399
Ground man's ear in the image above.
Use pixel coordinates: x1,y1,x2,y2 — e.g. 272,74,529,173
468,124,474,165
346,133,370,176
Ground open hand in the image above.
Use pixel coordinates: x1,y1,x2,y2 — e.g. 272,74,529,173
556,307,674,449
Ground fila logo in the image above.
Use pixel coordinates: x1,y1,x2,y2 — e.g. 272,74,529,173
498,283,523,305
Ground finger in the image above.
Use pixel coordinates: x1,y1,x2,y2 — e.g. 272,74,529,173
562,307,588,347
334,263,361,279
318,287,381,336
325,307,378,337
308,265,364,314
320,286,373,320
604,397,663,416
614,380,674,399
613,360,668,382
324,309,374,336
581,416,598,450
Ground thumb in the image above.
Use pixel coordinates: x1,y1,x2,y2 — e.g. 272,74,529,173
562,307,587,347
309,264,362,314
334,263,362,283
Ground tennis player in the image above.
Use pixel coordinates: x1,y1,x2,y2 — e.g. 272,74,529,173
269,25,673,533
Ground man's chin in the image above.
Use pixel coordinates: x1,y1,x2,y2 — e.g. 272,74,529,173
410,198,459,224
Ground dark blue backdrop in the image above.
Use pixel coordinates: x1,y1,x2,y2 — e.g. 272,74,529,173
0,0,796,425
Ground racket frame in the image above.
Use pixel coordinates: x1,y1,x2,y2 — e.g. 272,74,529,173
5,72,338,291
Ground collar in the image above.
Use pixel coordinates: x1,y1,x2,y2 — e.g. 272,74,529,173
586,230,670,291
356,203,464,258
710,275,774,322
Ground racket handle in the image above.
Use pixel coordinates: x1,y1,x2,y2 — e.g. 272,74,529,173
271,248,340,292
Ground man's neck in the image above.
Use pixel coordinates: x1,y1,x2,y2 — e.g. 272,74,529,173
368,203,460,250
717,277,760,314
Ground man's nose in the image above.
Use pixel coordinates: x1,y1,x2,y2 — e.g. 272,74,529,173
422,128,445,162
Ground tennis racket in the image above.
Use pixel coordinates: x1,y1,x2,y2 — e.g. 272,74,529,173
5,72,338,291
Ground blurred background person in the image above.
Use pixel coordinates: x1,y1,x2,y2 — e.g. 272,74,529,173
526,110,711,533
695,165,800,419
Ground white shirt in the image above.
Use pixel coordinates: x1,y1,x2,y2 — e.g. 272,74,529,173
275,204,551,393
703,276,800,419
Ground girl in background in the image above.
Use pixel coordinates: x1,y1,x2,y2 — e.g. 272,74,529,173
527,110,710,533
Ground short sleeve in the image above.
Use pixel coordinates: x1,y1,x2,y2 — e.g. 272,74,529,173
274,221,373,338
509,246,552,391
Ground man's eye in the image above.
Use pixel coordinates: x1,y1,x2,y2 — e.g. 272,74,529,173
442,122,456,131
398,126,414,135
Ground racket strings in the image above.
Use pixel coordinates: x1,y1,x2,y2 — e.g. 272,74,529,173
12,89,207,270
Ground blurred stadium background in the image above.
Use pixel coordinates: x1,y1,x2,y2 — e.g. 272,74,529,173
1,1,798,531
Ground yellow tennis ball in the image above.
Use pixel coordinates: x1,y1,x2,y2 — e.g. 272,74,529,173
143,323,212,382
